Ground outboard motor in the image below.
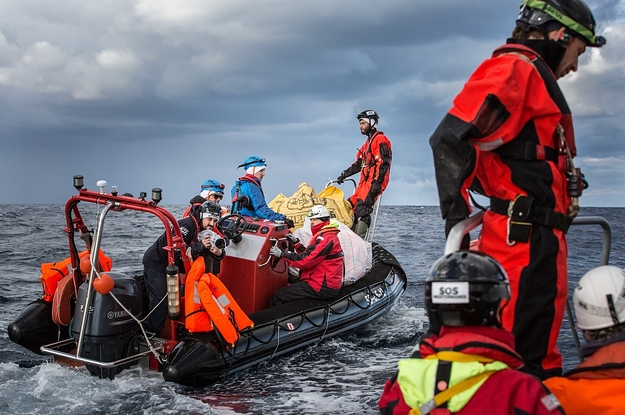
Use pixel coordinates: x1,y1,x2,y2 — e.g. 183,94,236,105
72,272,143,379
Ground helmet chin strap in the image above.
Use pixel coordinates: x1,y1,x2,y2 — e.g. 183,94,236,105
607,294,621,325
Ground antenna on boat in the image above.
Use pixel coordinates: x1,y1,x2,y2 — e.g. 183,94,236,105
97,180,107,194
111,186,118,196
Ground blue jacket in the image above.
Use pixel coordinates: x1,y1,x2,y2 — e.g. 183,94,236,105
231,175,285,221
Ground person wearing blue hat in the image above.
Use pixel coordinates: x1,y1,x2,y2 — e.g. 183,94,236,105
231,155,294,227
183,179,226,218
199,179,226,202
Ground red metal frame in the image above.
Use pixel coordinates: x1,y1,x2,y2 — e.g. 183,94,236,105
62,188,191,341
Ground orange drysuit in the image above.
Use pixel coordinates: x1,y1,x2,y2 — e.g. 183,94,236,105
340,130,392,221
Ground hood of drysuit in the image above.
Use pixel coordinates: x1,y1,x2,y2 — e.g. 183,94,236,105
419,326,524,368
311,218,340,236
188,204,204,225
189,195,206,205
504,38,566,74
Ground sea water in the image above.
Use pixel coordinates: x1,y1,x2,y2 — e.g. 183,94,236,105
0,205,623,414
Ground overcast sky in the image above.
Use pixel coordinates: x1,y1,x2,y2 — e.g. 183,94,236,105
1,0,623,208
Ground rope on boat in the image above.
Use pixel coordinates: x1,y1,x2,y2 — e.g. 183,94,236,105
270,325,280,360
314,307,331,347
88,264,166,364
218,266,401,362
108,290,166,364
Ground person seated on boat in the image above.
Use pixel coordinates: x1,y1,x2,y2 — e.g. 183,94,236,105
230,155,294,228
379,250,563,415
183,179,227,218
269,205,343,306
543,265,625,415
142,201,225,336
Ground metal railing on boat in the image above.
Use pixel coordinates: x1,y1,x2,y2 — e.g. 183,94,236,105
40,337,158,369
364,195,382,243
326,178,382,243
445,212,612,362
41,199,169,370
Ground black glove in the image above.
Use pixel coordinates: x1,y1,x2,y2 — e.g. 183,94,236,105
285,233,300,244
336,174,346,185
269,245,283,258
284,218,295,229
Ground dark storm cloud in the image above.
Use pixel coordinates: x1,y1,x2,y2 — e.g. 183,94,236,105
0,0,623,206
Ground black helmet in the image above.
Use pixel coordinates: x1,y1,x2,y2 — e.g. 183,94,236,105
517,0,606,47
425,251,510,327
356,109,379,122
201,201,222,219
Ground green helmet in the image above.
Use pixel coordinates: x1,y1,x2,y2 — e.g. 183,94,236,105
517,0,606,47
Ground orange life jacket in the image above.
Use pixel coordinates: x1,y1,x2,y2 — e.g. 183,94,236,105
184,258,253,345
543,341,625,415
40,249,113,302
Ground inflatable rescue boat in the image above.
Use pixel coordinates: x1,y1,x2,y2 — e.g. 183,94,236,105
7,176,407,386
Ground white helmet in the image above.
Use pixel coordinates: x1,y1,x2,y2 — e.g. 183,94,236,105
307,205,330,220
574,265,625,330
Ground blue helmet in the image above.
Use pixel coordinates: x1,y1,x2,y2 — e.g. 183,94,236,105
200,179,225,195
238,155,267,170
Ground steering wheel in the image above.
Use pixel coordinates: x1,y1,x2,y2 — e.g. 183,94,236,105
218,214,248,240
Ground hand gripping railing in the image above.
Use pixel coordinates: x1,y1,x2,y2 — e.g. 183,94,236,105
445,213,612,362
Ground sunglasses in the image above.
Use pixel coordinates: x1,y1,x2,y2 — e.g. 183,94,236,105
211,194,224,201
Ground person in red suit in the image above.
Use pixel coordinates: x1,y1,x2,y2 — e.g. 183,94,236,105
337,110,391,238
429,0,606,379
269,205,344,306
379,251,564,415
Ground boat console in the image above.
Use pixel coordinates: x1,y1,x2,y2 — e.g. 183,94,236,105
218,217,291,314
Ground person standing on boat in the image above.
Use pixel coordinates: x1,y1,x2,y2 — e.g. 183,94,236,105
231,155,295,228
543,265,625,415
336,110,392,239
269,205,343,306
142,201,225,336
429,0,606,380
183,179,227,218
379,251,563,415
